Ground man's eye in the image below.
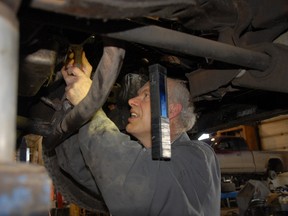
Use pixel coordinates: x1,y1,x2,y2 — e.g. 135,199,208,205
144,93,150,98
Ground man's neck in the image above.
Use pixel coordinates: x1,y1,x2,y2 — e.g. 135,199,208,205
138,135,152,148
170,119,185,143
171,132,184,143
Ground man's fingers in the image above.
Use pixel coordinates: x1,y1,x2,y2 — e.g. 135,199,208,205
64,57,74,71
82,52,89,66
65,51,92,77
81,52,93,77
67,66,85,77
61,66,70,80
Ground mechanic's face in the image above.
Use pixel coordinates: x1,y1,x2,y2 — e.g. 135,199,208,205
126,82,151,146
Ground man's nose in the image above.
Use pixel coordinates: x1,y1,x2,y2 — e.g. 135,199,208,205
128,96,139,107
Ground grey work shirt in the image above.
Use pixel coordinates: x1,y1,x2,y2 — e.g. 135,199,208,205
56,109,221,216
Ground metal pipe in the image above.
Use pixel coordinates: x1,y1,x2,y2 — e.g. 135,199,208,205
107,25,271,71
0,2,19,162
17,116,51,136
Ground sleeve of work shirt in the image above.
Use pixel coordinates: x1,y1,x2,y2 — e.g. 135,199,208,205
78,109,157,216
55,124,100,195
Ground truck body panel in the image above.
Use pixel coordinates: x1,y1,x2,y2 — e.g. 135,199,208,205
203,136,288,175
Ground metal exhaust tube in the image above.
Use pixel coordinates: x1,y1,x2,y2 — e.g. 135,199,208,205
107,25,271,71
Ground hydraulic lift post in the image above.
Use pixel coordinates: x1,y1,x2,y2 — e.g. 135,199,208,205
0,2,51,215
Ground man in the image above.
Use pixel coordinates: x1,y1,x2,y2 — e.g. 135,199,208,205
56,53,221,215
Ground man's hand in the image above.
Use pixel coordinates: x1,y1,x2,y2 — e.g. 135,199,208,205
62,52,93,106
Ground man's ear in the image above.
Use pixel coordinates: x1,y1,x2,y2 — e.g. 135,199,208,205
168,103,183,119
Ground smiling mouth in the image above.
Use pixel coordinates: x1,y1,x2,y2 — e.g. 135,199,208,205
130,112,138,118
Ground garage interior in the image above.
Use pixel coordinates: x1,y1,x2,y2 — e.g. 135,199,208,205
14,114,288,215
1,0,288,215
